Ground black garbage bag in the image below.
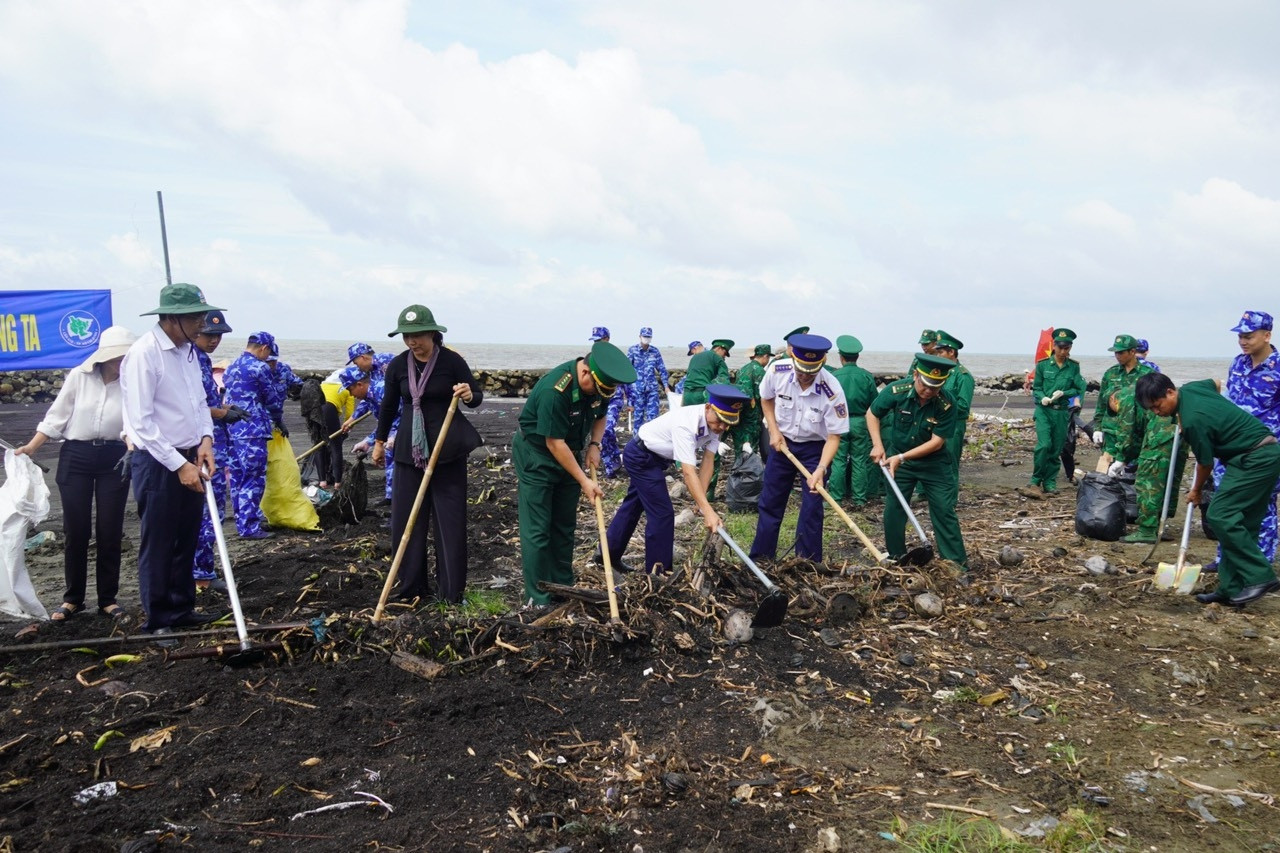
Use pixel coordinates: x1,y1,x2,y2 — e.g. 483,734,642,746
1075,472,1127,541
726,449,764,513
1199,478,1218,540
1116,472,1138,523
316,457,369,527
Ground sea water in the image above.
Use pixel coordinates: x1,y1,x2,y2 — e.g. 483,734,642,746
274,339,1234,386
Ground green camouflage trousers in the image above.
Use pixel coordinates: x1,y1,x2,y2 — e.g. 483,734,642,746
1134,424,1189,534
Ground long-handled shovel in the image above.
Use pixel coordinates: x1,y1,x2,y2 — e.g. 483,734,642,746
373,396,460,620
589,466,622,624
716,526,787,627
1155,502,1202,594
205,478,266,666
296,412,372,463
1142,426,1182,565
778,445,894,566
879,463,935,566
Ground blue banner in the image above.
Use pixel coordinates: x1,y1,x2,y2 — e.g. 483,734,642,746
0,290,114,370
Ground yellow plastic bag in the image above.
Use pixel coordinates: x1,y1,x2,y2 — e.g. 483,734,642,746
261,432,319,531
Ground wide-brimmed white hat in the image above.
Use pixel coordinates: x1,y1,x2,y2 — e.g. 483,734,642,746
79,326,138,372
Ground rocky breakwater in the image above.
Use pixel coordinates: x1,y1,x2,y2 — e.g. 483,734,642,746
0,370,66,404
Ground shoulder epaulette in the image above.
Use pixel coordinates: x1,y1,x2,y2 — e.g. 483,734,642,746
554,372,573,393
942,399,953,411
892,380,912,394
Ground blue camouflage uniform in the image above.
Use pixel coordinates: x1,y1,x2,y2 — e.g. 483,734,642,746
358,366,398,501
193,349,230,581
1213,311,1280,563
585,327,628,478
1136,339,1161,373
223,334,284,538
626,328,669,430
270,355,304,411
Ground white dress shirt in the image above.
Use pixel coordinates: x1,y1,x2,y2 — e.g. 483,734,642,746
759,360,849,441
636,403,719,466
121,324,214,471
35,367,124,442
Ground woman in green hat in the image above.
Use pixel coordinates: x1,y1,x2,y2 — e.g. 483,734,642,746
370,305,484,605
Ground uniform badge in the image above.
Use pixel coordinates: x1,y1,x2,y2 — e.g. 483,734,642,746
554,372,572,392
834,403,847,418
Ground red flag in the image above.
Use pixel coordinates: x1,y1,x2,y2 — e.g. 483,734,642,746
1034,327,1054,364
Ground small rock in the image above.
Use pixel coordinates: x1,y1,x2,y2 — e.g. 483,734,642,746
674,508,696,527
1051,547,1068,558
818,628,842,647
668,482,688,500
789,653,805,666
99,680,131,697
815,827,841,851
661,772,688,794
898,652,916,667
1242,628,1259,639
724,609,754,643
998,545,1025,567
913,592,944,618
1084,556,1111,575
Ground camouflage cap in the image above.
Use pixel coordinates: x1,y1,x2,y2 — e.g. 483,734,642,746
752,343,772,357
918,329,937,345
338,366,368,390
347,342,374,363
1108,334,1139,352
1231,310,1273,334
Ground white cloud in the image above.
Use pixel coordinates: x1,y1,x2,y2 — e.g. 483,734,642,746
1064,200,1137,240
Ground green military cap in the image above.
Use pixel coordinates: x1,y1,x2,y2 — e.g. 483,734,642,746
710,338,734,354
1108,333,1139,352
836,334,863,356
587,341,637,398
918,328,936,345
783,326,810,341
1052,328,1077,345
914,352,957,387
389,304,447,337
141,283,223,316
752,343,772,357
933,329,963,351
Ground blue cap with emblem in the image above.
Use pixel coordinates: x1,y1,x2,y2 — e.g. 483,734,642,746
1231,310,1273,334
1136,338,1149,353
789,333,832,374
687,340,702,355
199,310,232,336
639,326,653,339
589,326,610,341
347,342,374,363
705,384,749,425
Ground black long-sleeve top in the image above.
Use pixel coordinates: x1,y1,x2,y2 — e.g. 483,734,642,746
376,346,484,464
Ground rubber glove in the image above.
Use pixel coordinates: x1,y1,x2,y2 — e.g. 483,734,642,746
1050,389,1064,401
221,404,250,425
1107,460,1126,477
113,448,133,482
1092,431,1104,446
1040,396,1052,406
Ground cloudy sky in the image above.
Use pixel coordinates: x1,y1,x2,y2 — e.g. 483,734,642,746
1,0,1277,357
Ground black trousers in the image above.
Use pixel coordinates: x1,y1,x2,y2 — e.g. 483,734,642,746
389,455,469,604
131,449,202,631
55,441,130,609
312,402,345,485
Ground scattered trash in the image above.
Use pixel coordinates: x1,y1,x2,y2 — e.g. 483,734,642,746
73,781,118,805
1084,556,1112,576
913,592,944,618
998,545,1025,566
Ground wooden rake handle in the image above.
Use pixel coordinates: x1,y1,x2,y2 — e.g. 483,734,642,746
296,411,373,462
778,444,891,564
373,397,460,620
590,467,622,623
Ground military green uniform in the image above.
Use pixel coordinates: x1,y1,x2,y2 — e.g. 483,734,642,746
1175,379,1280,598
869,376,967,568
941,363,973,475
1114,395,1188,540
828,358,879,505
1031,352,1086,490
681,350,730,406
514,361,607,606
1094,356,1154,460
731,355,767,455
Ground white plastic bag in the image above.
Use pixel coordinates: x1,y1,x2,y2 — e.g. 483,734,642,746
0,450,51,619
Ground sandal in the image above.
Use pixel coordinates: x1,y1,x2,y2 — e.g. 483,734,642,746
100,603,127,620
50,602,82,622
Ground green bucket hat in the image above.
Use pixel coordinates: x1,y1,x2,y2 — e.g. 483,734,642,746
1108,333,1139,352
140,283,223,316
836,334,863,356
389,304,447,337
933,329,964,351
586,341,638,398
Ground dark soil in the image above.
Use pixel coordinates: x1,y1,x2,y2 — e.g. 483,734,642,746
1,396,1278,851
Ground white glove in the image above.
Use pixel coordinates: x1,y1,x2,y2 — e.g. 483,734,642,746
1040,396,1052,407
1050,389,1064,401
1092,431,1104,446
1107,460,1126,477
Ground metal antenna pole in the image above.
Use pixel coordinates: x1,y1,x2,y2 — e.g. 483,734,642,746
156,191,173,285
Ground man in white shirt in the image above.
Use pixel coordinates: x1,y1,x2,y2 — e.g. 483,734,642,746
749,334,849,563
601,385,749,574
121,283,224,634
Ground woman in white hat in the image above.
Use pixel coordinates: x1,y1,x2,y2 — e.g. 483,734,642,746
16,325,138,621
